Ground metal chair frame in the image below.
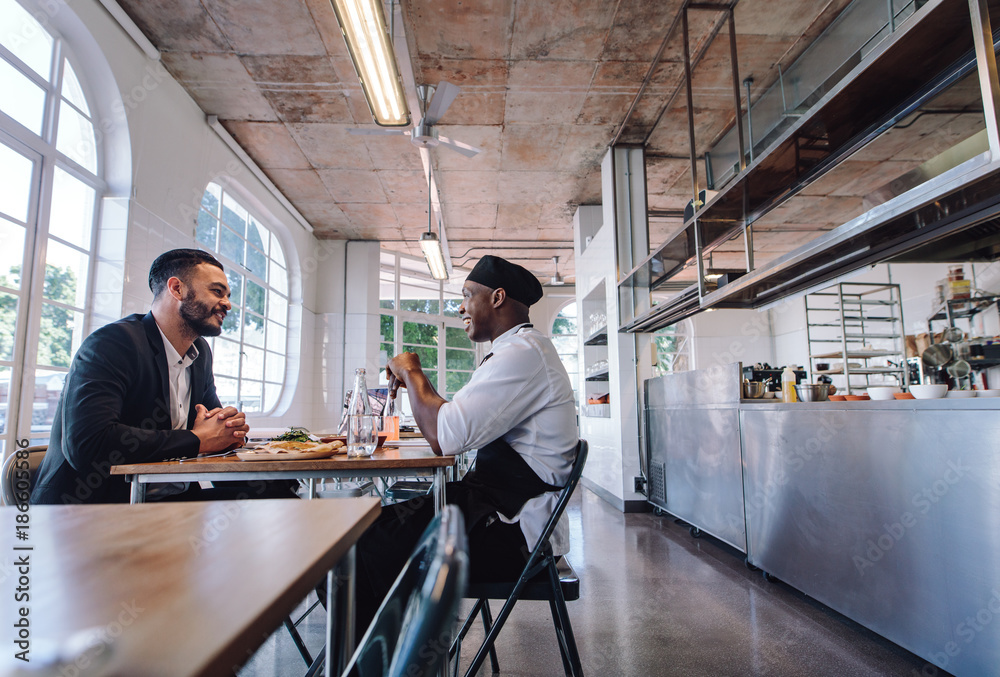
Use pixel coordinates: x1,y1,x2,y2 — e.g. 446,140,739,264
0,445,47,506
452,440,588,677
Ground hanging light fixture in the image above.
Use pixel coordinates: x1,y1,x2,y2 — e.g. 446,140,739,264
420,180,448,280
329,0,410,126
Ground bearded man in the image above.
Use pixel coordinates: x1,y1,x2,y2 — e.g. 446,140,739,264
31,249,290,504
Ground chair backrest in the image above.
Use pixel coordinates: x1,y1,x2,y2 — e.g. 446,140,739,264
0,445,47,506
533,439,588,557
344,505,469,677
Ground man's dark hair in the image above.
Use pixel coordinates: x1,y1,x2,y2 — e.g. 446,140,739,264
148,249,224,297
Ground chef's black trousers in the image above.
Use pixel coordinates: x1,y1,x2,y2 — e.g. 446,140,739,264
351,485,531,640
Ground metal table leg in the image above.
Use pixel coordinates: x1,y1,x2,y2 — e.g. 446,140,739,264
325,546,357,677
129,476,145,504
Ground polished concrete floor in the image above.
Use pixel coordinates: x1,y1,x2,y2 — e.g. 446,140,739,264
240,487,944,676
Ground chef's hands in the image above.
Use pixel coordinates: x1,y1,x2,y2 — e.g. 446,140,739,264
386,352,424,396
193,404,249,453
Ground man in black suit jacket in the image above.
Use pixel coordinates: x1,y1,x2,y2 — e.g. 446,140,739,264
31,249,273,504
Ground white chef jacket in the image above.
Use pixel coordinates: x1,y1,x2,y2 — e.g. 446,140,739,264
436,323,578,555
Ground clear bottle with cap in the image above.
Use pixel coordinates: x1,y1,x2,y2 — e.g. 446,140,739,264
781,366,798,403
347,368,377,457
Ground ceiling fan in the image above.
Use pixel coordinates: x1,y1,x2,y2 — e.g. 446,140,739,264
349,81,481,157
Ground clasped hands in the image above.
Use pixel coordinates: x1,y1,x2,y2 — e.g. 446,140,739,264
192,404,249,454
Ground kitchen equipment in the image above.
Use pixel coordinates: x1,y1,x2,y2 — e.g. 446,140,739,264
946,390,976,398
910,384,948,399
893,392,916,400
743,381,767,398
978,389,1000,397
794,384,837,402
742,365,806,391
943,326,965,343
829,394,847,401
845,394,871,401
946,359,971,380
867,386,900,400
921,343,953,368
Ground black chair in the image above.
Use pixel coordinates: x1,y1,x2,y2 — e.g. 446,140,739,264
453,440,588,677
0,445,47,506
342,503,469,677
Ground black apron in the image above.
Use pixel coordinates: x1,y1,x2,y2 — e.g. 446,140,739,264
448,437,563,532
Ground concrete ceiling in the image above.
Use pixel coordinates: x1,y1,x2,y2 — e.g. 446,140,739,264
116,0,986,285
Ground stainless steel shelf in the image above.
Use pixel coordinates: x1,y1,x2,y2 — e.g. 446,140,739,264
584,329,608,346
585,369,610,382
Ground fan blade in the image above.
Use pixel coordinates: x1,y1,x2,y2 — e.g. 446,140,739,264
423,81,461,125
437,135,481,158
348,128,410,137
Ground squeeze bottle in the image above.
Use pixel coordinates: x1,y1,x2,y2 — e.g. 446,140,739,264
781,366,798,403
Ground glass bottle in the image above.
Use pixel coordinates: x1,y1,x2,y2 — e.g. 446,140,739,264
347,368,377,457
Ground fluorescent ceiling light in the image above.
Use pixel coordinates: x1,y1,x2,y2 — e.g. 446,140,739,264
330,0,410,126
420,232,448,280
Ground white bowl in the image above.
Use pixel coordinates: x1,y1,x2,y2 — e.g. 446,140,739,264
910,384,948,399
977,389,1000,398
867,386,900,401
947,390,976,398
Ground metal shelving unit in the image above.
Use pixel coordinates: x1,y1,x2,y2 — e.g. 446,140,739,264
805,282,909,394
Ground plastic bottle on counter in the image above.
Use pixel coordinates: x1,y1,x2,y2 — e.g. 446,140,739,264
781,366,798,403
347,368,377,457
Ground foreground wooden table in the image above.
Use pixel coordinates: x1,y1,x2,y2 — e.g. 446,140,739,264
0,499,380,677
112,446,455,511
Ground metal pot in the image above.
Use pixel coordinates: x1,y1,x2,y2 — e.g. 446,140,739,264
743,381,767,398
794,383,837,402
946,359,971,379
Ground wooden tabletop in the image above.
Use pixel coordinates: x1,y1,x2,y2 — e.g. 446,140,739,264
111,445,453,475
0,498,380,677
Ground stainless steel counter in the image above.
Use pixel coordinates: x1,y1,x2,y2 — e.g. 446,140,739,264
645,365,1000,676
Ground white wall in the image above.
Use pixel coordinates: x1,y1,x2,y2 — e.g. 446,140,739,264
58,0,359,433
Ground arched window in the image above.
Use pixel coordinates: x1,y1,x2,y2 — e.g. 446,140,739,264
551,301,579,404
1,0,103,451
195,181,289,414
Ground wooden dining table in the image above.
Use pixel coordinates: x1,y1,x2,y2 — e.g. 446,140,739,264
0,498,380,677
111,445,455,512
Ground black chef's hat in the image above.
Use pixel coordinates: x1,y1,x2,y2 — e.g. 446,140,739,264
466,255,543,307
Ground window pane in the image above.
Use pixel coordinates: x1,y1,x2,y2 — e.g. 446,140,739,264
31,369,66,429
268,289,286,322
0,292,17,360
551,335,577,354
405,346,437,370
212,338,240,376
263,382,281,411
0,141,35,222
380,314,394,343
220,225,244,266
56,103,97,173
239,379,262,413
380,268,395,310
246,243,266,279
265,352,285,383
60,61,90,116
425,370,437,390
243,311,264,347
0,0,53,80
446,348,474,371
0,58,45,135
402,321,437,347
445,326,471,348
48,166,95,248
0,218,25,288
446,370,472,394
246,279,265,316
0,365,9,433
266,321,286,353
196,210,217,248
43,242,88,308
248,216,267,253
270,233,285,267
400,275,439,314
37,305,82,368
221,195,247,236
202,183,221,216
215,375,238,407
226,269,243,307
443,297,461,318
221,307,241,342
269,259,287,295
242,345,264,381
